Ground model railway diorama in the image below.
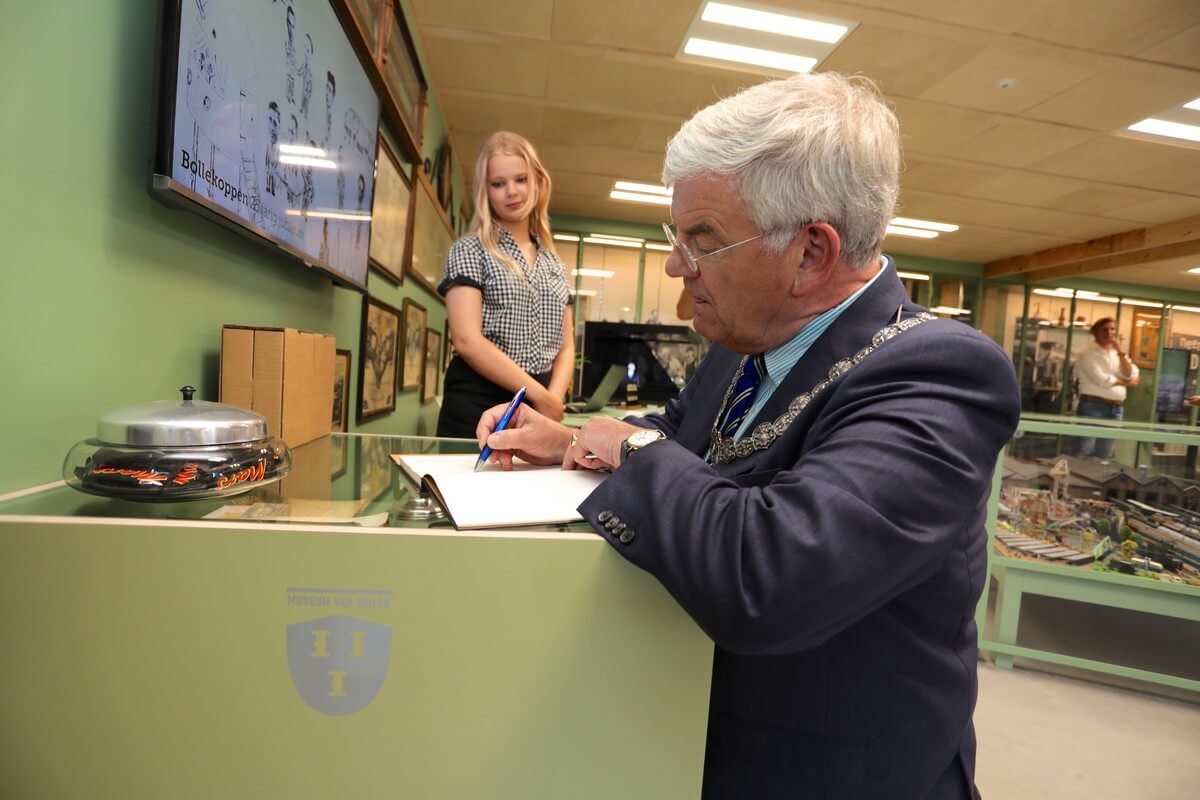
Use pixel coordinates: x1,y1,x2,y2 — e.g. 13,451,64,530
996,455,1200,585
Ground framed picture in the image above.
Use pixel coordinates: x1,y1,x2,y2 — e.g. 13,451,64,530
443,318,454,371
379,0,426,160
332,349,352,432
422,328,442,405
358,295,401,422
330,434,348,480
401,298,427,391
1131,310,1161,369
367,137,412,283
356,435,392,503
408,169,455,295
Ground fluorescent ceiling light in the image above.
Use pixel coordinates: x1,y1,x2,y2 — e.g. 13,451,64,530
1185,98,1200,111
553,233,580,242
583,236,644,248
570,289,598,297
1187,267,1200,275
610,189,673,206
684,38,817,73
701,2,848,43
1121,299,1164,308
890,217,958,233
573,268,616,278
1074,290,1099,297
1033,288,1074,297
929,305,971,316
644,243,674,252
1031,288,1118,303
285,209,370,221
278,143,327,157
279,155,337,169
613,181,672,197
1173,305,1200,313
885,224,938,239
896,271,930,281
1127,118,1200,144
587,233,644,243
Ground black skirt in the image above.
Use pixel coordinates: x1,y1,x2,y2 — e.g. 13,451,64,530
436,356,552,438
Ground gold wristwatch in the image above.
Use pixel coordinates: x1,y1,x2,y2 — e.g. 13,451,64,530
620,429,666,463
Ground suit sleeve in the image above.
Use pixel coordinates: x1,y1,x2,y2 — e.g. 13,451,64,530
579,325,1020,655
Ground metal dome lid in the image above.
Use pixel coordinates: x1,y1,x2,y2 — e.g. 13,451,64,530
96,386,270,447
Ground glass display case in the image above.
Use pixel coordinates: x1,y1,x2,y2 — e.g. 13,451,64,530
981,415,1200,693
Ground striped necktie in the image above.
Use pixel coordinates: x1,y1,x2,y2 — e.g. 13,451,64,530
719,354,766,438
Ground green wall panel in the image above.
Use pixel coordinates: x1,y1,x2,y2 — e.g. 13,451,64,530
0,0,444,494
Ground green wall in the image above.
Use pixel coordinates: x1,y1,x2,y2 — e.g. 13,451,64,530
0,1,444,494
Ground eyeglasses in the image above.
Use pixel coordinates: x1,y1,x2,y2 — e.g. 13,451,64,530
662,222,766,274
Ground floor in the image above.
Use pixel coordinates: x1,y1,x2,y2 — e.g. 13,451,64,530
974,662,1200,799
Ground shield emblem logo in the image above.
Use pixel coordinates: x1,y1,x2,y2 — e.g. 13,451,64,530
287,615,392,715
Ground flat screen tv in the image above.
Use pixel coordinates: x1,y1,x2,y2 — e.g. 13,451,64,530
153,0,381,290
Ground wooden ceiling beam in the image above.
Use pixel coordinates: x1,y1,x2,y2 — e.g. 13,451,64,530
984,213,1200,279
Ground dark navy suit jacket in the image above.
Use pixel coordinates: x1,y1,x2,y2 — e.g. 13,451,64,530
580,260,1020,798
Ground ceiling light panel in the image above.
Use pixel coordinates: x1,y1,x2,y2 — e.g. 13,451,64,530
678,2,858,76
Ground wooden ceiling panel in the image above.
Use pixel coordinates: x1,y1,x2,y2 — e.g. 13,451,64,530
538,141,666,183
408,0,554,40
634,120,682,156
899,160,1009,196
552,193,667,226
1022,71,1200,131
941,120,1093,168
549,0,696,55
1136,24,1200,71
1115,195,1200,227
1012,0,1200,56
543,52,755,120
821,25,980,98
438,92,546,142
1028,137,1183,189
422,36,548,98
550,171,622,201
540,107,647,152
918,49,1096,115
959,172,1094,208
891,99,998,155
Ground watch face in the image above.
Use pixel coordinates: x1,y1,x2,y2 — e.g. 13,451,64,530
629,429,662,447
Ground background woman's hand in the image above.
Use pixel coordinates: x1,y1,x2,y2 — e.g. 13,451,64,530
530,388,565,421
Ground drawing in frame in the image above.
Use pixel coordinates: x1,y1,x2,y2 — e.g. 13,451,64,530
443,318,454,371
356,434,392,503
357,294,401,422
332,348,352,432
400,297,427,391
1130,309,1161,370
367,136,412,283
330,434,348,480
422,328,441,405
407,168,455,296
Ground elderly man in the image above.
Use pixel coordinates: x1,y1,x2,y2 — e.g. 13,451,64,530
479,72,1019,798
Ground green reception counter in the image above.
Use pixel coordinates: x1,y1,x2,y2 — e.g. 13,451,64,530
0,434,713,799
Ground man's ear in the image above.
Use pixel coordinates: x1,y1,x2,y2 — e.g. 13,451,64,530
791,223,841,294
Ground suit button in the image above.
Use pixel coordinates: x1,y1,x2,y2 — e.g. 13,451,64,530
598,510,613,523
604,516,620,530
612,522,627,534
619,529,635,544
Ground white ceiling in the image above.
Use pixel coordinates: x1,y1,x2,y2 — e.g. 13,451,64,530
407,0,1200,290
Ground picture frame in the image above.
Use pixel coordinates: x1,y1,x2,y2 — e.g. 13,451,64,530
1131,310,1161,370
357,294,401,422
379,0,426,160
367,137,412,283
332,348,352,432
330,434,348,480
422,328,442,405
408,168,455,295
401,298,427,391
443,318,454,371
356,435,392,503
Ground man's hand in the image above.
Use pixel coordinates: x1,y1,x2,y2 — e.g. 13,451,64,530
476,403,572,470
562,417,646,471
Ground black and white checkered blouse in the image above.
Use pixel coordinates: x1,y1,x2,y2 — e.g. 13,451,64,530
437,229,572,374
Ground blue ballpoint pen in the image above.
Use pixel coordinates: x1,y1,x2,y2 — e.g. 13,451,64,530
475,386,527,471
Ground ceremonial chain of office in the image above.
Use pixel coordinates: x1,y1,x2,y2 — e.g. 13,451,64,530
709,312,938,465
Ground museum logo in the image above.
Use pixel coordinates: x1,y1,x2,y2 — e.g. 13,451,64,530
286,587,393,716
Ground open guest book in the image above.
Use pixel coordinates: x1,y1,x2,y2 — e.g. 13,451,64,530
392,453,609,529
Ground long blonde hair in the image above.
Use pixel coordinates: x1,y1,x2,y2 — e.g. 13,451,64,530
471,131,553,273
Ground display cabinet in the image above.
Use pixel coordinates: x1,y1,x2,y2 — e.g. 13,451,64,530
0,434,712,799
980,415,1200,693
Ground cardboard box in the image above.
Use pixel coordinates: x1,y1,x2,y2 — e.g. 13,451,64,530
220,326,336,448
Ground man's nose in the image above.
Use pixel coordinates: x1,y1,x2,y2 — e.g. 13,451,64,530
663,246,689,278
